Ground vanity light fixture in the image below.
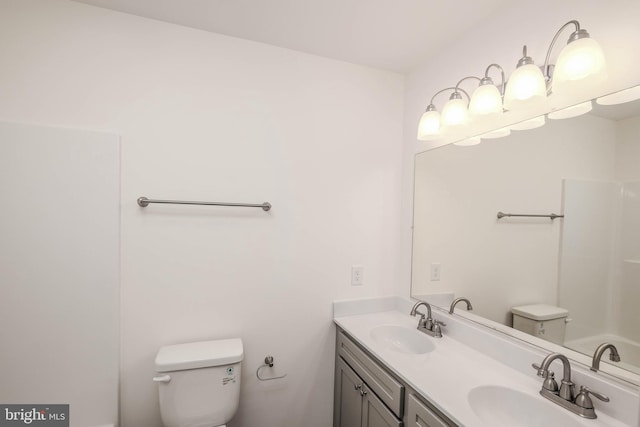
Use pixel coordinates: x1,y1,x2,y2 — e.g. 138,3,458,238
548,100,593,120
469,64,505,118
480,126,511,139
453,136,481,147
417,86,467,140
504,46,548,111
597,84,640,105
442,91,469,128
416,104,442,140
442,78,476,128
510,115,546,131
417,19,608,142
545,20,607,98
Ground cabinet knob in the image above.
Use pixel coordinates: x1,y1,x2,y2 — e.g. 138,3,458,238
354,384,362,391
360,389,368,396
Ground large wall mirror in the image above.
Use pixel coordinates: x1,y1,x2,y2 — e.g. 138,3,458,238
411,84,640,384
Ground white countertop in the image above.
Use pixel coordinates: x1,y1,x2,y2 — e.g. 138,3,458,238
334,304,635,427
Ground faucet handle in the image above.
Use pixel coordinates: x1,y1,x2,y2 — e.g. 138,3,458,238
532,363,558,391
578,386,609,403
575,386,610,410
424,317,434,330
417,314,428,328
532,363,553,377
431,320,445,338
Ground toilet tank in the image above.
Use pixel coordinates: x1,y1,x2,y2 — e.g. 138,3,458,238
512,304,569,345
154,338,243,427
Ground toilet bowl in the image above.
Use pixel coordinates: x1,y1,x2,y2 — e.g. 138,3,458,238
512,304,569,345
153,338,243,427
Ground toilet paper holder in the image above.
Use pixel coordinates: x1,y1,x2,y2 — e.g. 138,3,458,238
256,355,287,381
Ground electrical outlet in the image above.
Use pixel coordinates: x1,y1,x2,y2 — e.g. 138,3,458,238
430,263,441,281
351,265,364,286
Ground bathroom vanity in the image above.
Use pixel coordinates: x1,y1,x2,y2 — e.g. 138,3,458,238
333,297,640,427
334,329,456,426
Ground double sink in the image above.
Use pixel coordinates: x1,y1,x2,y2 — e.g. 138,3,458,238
369,324,586,427
331,301,634,427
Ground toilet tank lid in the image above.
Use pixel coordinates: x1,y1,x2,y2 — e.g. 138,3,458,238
511,304,569,321
155,338,243,372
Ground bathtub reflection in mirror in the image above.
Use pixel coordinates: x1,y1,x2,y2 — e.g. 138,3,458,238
411,86,640,381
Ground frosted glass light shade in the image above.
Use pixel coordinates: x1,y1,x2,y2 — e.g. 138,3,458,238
442,98,468,128
504,64,547,111
553,38,606,96
597,85,640,105
417,110,441,140
480,127,511,139
469,84,503,116
453,136,481,147
510,115,546,131
548,100,592,120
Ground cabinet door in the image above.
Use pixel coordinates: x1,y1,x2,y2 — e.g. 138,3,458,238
335,357,364,427
338,332,404,417
362,384,403,427
406,394,451,427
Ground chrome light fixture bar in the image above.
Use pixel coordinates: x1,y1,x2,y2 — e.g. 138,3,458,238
417,19,610,144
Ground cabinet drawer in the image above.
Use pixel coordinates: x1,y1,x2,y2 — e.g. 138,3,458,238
406,394,454,427
338,331,404,418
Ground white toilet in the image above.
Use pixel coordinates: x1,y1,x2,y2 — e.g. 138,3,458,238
153,338,243,427
512,304,569,345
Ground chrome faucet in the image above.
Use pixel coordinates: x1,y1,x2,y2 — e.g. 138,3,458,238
409,301,445,338
536,352,575,400
449,297,473,314
410,301,432,329
591,342,621,372
533,352,610,419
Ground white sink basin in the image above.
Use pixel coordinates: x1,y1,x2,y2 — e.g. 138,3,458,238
468,385,584,427
370,325,435,354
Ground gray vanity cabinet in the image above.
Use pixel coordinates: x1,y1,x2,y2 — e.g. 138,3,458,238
406,394,450,427
334,329,457,427
336,356,366,426
362,382,403,427
335,357,402,427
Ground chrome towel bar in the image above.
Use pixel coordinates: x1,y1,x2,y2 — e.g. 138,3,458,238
497,211,564,220
137,196,271,211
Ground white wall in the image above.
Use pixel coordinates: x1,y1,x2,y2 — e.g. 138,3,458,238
0,1,405,426
0,122,120,427
400,0,640,297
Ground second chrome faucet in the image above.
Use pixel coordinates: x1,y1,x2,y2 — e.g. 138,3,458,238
410,301,446,338
591,342,621,372
533,352,610,419
449,297,473,314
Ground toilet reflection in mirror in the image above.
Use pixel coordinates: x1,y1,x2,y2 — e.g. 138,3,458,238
411,85,640,380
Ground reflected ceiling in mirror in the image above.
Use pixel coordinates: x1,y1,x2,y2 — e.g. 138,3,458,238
411,85,640,384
